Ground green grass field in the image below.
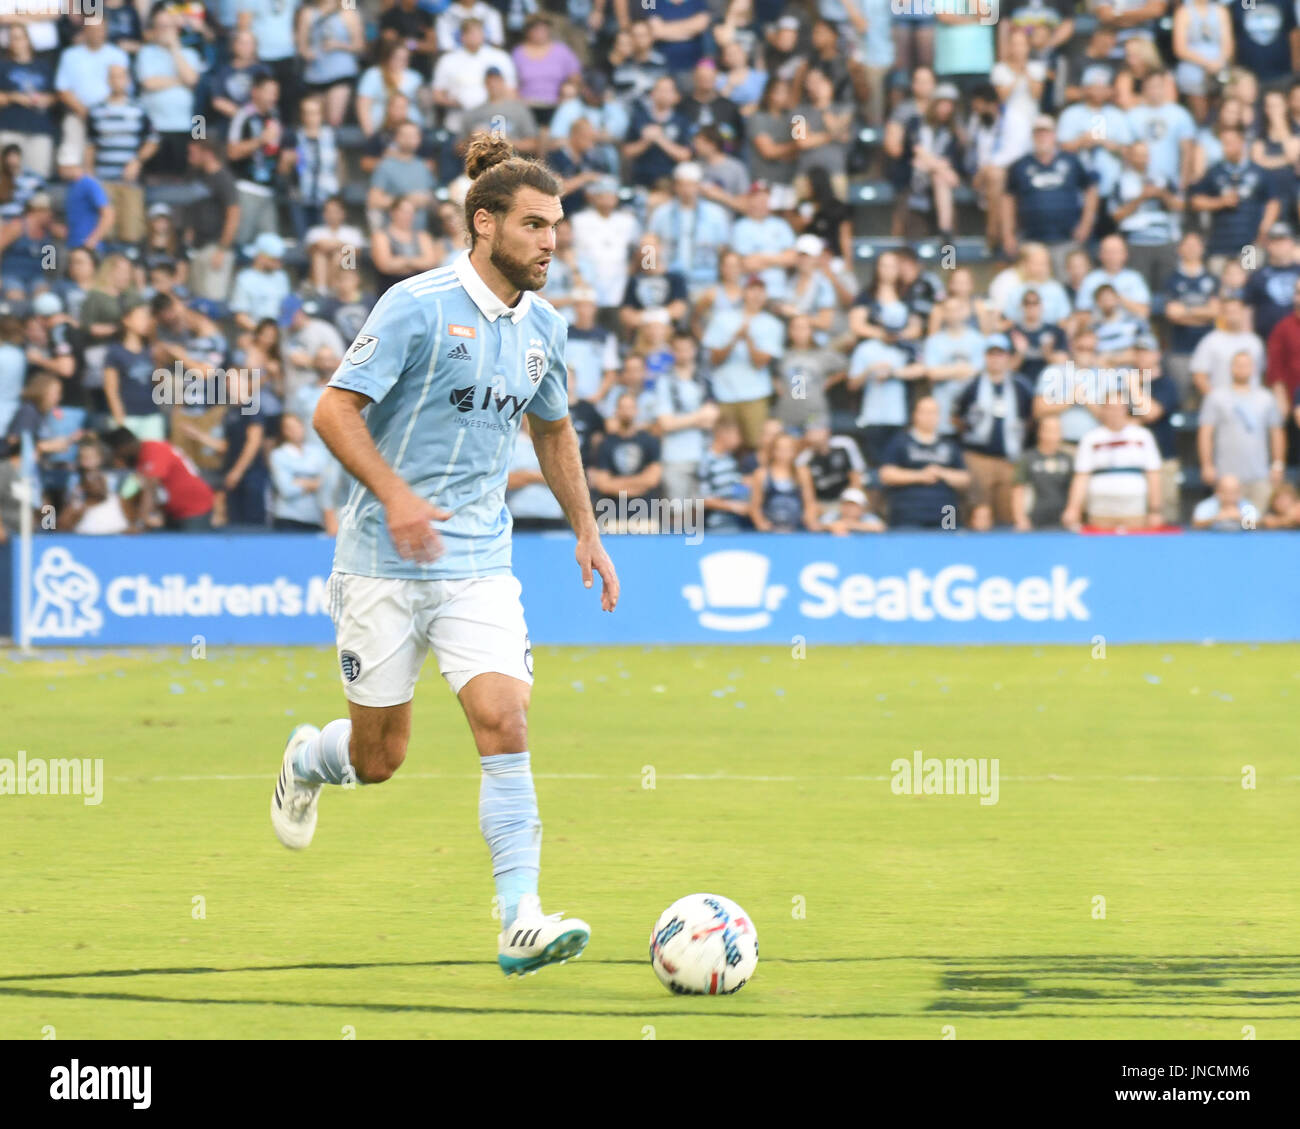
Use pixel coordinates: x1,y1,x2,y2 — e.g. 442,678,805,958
1,642,1297,1039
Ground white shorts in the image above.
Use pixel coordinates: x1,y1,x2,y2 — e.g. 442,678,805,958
1086,483,1148,521
328,571,533,706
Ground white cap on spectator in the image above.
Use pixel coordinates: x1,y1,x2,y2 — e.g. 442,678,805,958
777,15,799,30
674,161,703,182
32,292,62,317
990,63,1015,88
1082,65,1112,88
933,83,960,103
253,231,286,259
572,287,598,303
794,234,824,256
1032,114,1056,132
840,487,868,508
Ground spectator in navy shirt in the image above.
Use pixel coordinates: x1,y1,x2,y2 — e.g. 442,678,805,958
1156,229,1219,401
549,117,616,216
878,395,972,529
679,57,744,154
1129,332,1185,524
1245,222,1300,344
0,24,58,179
953,334,1035,530
1227,0,1298,90
623,74,693,189
1009,289,1069,385
1003,114,1098,274
589,391,663,519
206,30,269,140
1189,125,1279,266
647,0,712,75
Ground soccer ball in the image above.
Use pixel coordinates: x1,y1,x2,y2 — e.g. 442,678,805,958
649,893,758,995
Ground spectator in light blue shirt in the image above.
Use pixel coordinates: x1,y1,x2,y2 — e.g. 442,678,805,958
1057,66,1132,199
648,162,733,289
1075,233,1153,318
548,71,628,171
269,413,335,531
848,334,927,465
1192,475,1258,531
235,0,300,65
654,332,715,502
732,182,797,302
230,232,292,331
55,23,130,115
135,13,203,132
923,297,987,434
1126,70,1196,189
134,10,203,175
54,21,131,169
507,416,566,528
564,288,619,403
0,316,25,435
701,276,784,449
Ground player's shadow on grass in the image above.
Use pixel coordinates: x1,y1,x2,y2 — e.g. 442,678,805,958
927,955,1300,1014
2,955,1299,1021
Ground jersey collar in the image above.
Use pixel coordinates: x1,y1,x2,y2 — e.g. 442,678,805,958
454,250,533,324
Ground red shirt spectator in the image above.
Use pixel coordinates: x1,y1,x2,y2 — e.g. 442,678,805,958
107,428,214,530
137,440,214,521
1265,279,1300,412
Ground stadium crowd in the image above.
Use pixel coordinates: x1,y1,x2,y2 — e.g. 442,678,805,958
2,0,1300,543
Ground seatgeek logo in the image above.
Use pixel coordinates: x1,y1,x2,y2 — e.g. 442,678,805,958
683,551,1090,632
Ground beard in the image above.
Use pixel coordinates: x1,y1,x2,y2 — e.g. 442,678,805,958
490,241,548,293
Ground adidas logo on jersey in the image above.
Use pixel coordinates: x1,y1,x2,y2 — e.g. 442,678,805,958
448,342,472,361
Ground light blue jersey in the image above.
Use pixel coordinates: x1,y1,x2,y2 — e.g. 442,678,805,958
328,252,570,580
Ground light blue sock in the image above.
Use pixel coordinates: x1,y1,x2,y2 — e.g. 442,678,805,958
292,719,357,786
480,751,540,930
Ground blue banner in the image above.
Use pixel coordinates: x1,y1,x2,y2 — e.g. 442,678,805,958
8,531,1300,646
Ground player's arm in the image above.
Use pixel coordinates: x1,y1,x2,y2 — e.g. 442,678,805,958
313,386,450,562
529,412,619,611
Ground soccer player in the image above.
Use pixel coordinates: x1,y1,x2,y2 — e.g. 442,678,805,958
270,135,620,977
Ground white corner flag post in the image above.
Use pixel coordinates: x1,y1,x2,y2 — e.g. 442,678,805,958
11,442,35,658
14,470,34,655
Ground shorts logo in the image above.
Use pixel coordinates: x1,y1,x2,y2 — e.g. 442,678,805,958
346,335,379,365
524,634,533,676
340,650,362,683
524,347,546,386
449,324,476,339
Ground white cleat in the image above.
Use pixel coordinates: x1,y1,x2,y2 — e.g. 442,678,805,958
498,894,591,976
271,724,322,850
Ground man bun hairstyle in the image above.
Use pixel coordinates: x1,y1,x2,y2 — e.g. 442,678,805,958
463,132,561,246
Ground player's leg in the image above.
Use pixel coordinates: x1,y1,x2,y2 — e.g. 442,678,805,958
433,576,589,975
457,671,537,927
271,574,426,849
